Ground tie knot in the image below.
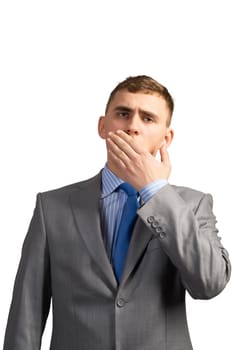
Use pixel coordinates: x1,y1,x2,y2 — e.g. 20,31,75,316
119,182,137,196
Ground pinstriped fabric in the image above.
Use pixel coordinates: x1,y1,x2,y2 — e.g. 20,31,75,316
100,165,168,262
139,178,168,202
100,166,127,261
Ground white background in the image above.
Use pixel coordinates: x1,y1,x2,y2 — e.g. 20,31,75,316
0,1,233,349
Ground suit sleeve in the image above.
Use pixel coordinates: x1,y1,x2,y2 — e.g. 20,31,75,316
138,184,231,299
3,193,51,350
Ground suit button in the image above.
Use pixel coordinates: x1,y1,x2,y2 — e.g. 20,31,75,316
147,216,155,223
159,232,166,239
155,226,162,233
152,222,160,229
116,298,125,308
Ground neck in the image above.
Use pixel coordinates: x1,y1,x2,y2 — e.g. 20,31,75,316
106,159,124,182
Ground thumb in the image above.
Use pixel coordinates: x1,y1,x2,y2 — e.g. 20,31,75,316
160,144,170,165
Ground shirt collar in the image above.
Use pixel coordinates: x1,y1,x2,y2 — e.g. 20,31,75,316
101,164,124,198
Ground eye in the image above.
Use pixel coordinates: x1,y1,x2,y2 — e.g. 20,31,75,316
143,115,154,123
118,111,129,118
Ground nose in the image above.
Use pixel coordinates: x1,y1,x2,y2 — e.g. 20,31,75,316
125,115,140,136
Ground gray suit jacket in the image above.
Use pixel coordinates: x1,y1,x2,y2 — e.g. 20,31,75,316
3,172,231,350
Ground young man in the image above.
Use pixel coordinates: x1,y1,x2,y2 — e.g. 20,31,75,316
3,75,231,350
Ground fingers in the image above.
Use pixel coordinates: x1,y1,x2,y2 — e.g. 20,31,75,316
107,137,130,165
111,130,143,153
107,131,139,160
106,130,171,185
107,130,171,170
160,145,170,166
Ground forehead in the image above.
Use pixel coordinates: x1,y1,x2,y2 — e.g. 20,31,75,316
108,90,169,116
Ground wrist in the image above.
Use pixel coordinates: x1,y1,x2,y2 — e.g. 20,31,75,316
139,179,168,204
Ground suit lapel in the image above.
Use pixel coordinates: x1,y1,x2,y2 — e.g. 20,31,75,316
69,173,117,289
120,218,153,286
69,172,153,289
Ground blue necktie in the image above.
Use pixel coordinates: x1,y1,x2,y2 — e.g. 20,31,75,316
112,182,139,283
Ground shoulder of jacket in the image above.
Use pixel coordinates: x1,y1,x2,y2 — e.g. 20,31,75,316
170,184,208,203
37,172,102,199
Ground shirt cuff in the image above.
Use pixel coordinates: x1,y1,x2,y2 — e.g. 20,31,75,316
139,179,168,204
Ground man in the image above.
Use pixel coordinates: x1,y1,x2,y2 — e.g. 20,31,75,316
3,75,231,350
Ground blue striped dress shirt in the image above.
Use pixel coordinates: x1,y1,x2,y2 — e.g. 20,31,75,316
100,165,167,263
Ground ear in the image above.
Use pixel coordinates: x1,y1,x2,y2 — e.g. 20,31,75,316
161,128,174,147
98,116,106,139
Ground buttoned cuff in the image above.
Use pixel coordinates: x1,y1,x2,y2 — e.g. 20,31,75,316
139,179,168,204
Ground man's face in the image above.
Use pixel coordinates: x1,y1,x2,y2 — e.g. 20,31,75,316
98,90,173,156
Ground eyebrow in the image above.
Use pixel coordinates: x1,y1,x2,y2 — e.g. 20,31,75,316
113,105,159,120
114,106,132,113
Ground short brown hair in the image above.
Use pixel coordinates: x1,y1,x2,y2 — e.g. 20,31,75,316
105,75,174,126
